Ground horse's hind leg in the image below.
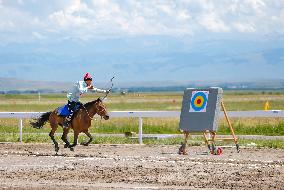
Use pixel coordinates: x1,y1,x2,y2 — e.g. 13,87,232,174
49,132,59,152
61,127,71,148
80,130,93,146
49,123,59,153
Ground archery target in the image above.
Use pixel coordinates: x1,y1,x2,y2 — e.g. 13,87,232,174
189,91,209,112
179,87,223,132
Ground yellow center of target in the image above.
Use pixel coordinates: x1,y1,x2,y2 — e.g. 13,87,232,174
194,96,204,107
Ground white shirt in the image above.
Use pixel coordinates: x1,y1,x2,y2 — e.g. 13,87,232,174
67,81,106,102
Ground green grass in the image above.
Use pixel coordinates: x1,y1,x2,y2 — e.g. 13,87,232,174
1,92,284,112
0,91,284,148
0,117,283,136
223,100,284,111
0,104,63,112
218,120,284,136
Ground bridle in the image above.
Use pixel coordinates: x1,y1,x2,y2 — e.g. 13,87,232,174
96,101,108,118
82,100,108,120
81,104,94,120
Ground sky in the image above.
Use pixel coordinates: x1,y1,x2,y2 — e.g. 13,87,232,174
0,0,284,84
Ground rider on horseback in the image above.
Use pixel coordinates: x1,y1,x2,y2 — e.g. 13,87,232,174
63,73,109,128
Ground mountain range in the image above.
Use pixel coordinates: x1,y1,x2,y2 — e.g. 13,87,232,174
1,35,284,83
1,77,284,93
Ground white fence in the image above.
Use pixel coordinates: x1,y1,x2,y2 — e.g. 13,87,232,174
0,110,284,144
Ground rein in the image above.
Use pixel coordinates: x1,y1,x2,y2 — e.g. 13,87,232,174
81,100,106,120
82,104,94,120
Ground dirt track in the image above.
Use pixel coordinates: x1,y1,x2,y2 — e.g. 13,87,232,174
0,143,283,190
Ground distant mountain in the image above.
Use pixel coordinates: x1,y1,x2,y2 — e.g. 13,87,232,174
0,77,116,93
0,77,71,92
0,35,284,82
0,77,284,93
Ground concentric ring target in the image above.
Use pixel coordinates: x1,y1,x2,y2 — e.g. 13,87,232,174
189,91,209,112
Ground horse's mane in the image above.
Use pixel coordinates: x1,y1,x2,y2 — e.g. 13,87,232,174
84,98,101,109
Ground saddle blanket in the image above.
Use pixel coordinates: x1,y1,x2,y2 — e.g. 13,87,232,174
57,104,81,117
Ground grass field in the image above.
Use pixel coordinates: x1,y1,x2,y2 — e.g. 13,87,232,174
1,91,284,111
0,91,284,148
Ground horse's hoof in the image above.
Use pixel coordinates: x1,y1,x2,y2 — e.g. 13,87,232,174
70,147,74,151
64,144,69,148
80,142,89,146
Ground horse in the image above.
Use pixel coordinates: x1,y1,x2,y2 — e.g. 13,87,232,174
30,98,109,152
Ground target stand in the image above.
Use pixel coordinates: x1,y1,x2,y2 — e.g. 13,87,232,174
178,87,239,155
202,101,240,154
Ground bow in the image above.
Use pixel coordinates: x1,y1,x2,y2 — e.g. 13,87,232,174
102,76,115,100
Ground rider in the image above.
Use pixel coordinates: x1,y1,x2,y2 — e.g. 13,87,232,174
63,73,109,128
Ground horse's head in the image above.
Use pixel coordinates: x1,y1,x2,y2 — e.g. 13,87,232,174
94,98,109,120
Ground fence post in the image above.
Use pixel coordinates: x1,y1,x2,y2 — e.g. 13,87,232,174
19,118,23,143
138,117,143,144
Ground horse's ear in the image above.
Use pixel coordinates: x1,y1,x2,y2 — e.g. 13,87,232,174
97,98,102,102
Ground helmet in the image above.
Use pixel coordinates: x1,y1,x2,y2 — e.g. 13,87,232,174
84,73,92,81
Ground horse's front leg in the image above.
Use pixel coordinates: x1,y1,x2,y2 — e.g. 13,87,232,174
80,130,93,146
69,131,79,151
61,127,70,148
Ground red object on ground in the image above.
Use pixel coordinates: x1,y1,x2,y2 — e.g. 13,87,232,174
211,147,223,155
216,147,223,155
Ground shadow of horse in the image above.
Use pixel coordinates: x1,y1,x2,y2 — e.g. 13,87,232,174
30,98,109,152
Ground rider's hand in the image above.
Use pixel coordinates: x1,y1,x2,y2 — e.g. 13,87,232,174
88,85,94,89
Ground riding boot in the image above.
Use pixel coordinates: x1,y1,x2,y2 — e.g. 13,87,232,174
63,118,71,129
63,108,74,129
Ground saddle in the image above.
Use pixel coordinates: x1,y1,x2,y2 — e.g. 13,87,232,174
57,104,81,117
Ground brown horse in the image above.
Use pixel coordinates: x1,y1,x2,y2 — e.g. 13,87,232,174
30,98,109,152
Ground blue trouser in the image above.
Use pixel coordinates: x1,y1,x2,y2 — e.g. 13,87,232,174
66,101,82,121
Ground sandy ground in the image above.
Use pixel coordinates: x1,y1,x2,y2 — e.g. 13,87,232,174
0,143,283,190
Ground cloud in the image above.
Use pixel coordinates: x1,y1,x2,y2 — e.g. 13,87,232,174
0,0,283,43
245,0,266,13
199,12,230,32
49,0,92,26
233,22,256,33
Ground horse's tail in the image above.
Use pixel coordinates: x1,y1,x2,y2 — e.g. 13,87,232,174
30,112,52,129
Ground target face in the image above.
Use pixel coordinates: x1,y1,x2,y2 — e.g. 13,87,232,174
189,91,209,112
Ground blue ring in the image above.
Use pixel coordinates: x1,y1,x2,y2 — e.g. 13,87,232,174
190,92,207,111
